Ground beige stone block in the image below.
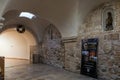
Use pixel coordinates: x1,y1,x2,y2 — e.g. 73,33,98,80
114,45,120,51
64,60,70,69
114,56,120,61
110,33,119,40
104,35,110,40
64,42,76,49
104,33,119,40
69,62,77,71
115,51,120,56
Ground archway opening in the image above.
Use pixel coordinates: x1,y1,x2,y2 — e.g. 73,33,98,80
0,28,37,67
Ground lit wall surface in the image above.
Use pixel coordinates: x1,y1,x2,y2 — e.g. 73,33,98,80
0,29,36,59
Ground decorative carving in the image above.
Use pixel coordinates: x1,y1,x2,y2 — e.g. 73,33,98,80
103,41,112,54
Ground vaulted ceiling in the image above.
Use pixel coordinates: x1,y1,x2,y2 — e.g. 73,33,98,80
0,0,111,42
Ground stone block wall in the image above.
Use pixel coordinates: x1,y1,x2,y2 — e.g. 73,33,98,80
63,37,81,73
77,1,120,80
37,1,120,80
42,24,64,68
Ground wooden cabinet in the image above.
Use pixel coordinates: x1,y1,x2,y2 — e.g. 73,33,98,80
0,57,5,80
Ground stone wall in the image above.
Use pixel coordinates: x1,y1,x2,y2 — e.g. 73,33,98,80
38,1,120,80
77,1,120,80
42,24,64,68
63,37,81,73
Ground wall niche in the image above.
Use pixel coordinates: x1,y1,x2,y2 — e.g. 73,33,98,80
42,24,64,68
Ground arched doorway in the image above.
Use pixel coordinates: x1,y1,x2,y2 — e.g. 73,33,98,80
0,28,37,67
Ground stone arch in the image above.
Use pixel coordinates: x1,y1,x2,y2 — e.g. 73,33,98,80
0,28,37,60
1,20,39,44
2,9,65,42
1,9,40,43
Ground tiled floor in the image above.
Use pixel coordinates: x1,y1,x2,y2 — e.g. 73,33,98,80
5,58,29,68
5,59,97,80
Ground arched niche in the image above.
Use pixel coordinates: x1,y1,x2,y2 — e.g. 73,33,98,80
42,24,64,68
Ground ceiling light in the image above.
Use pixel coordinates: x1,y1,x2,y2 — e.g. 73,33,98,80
19,12,36,19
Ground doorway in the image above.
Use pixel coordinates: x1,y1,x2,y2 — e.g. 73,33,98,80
0,28,37,67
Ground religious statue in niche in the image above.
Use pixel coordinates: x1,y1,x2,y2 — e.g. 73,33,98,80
103,7,114,31
105,12,113,30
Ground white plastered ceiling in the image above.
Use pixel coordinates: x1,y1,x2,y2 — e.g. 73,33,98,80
1,0,111,42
